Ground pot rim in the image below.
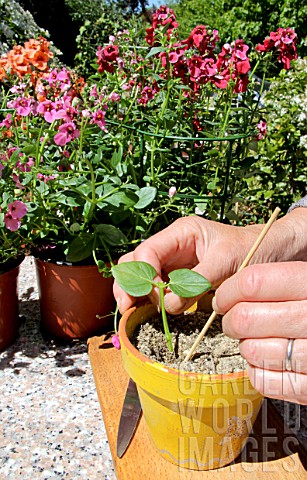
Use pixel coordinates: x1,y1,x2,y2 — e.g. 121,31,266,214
119,303,248,383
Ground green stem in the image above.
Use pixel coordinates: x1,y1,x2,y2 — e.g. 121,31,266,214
158,284,173,352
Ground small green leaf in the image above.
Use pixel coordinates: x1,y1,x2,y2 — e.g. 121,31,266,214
145,46,165,58
134,187,157,209
95,224,128,246
168,269,212,298
66,234,94,262
111,261,157,297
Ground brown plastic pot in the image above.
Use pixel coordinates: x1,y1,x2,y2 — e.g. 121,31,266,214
0,263,21,351
35,259,115,340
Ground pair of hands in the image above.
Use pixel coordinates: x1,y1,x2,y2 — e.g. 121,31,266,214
113,211,307,405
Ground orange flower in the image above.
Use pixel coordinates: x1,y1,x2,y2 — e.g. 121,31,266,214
0,37,53,82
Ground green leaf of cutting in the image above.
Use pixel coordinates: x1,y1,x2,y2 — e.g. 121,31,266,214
111,261,157,297
168,269,212,298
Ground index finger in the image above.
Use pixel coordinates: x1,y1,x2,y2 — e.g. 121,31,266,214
132,217,200,277
214,261,307,314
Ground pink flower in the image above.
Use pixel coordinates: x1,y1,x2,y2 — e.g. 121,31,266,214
57,68,71,90
9,96,33,116
8,200,28,219
4,214,21,231
90,109,107,131
108,92,120,102
16,158,35,173
54,122,80,146
138,84,159,106
90,85,98,98
47,69,59,86
37,173,57,183
256,28,297,70
168,186,177,197
13,173,25,190
184,25,219,54
112,334,121,350
122,83,131,91
37,100,65,123
0,113,13,128
255,120,267,140
4,200,28,231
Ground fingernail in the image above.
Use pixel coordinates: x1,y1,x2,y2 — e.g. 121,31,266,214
212,296,218,312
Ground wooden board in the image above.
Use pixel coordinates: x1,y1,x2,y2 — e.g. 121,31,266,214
88,334,307,480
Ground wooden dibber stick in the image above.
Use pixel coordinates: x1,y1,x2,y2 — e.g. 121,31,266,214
184,207,281,363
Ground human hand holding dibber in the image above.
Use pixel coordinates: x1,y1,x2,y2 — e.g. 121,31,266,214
184,206,281,362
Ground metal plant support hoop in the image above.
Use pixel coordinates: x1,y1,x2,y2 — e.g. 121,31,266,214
106,120,252,222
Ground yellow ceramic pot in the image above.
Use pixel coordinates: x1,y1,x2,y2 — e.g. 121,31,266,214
119,303,263,470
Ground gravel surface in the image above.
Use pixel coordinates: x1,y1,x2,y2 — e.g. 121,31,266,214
0,256,116,480
1,256,306,479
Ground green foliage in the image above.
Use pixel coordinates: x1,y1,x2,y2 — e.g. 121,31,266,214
65,0,146,77
246,57,307,218
0,0,48,55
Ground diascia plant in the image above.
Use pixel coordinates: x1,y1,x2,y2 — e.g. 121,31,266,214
0,38,166,267
0,8,299,267
92,7,298,224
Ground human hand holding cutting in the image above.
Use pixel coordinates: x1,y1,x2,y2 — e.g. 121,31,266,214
113,207,307,403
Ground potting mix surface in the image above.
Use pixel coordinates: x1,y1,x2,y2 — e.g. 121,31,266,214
132,312,247,373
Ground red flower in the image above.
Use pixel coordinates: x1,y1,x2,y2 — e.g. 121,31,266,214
145,6,178,46
183,25,219,55
256,28,298,70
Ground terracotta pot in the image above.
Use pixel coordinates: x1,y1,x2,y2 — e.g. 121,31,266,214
0,262,21,351
35,259,115,340
119,303,263,470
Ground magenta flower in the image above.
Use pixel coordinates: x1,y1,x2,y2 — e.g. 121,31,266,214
256,120,267,141
37,173,57,183
54,122,80,146
16,158,35,173
112,334,121,350
256,28,298,70
12,173,25,190
4,200,28,231
90,85,98,98
47,69,58,87
57,68,71,90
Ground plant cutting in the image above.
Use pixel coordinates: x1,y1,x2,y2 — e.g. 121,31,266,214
111,260,212,351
